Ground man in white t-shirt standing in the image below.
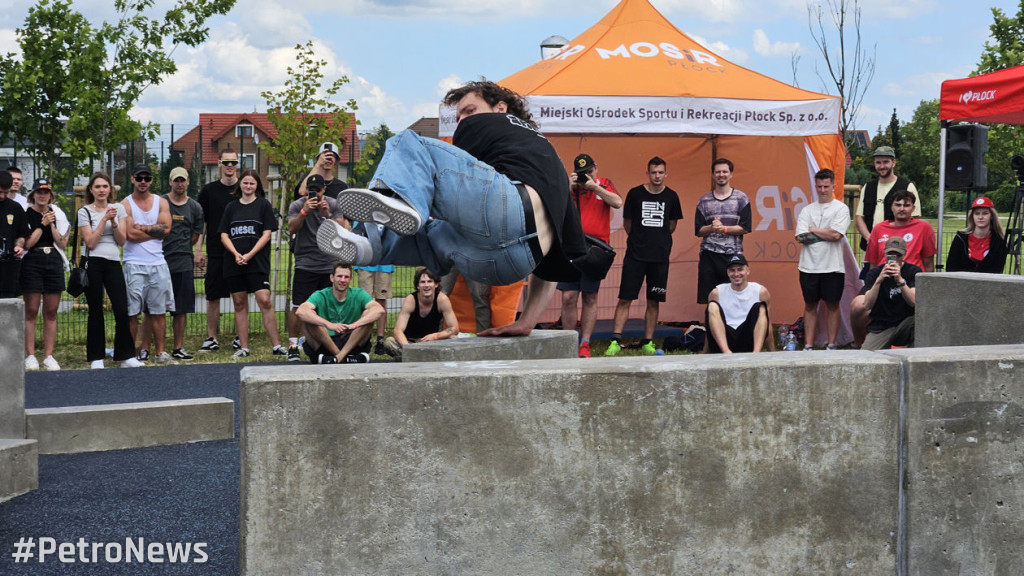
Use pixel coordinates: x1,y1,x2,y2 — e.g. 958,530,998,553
795,168,851,350
705,254,771,354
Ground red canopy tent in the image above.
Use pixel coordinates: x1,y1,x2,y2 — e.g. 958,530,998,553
939,64,1024,268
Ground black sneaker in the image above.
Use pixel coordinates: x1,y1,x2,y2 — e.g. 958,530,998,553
342,352,370,364
316,353,338,365
287,346,301,362
271,346,287,356
232,336,242,350
374,339,386,356
172,348,194,360
199,337,219,352
138,349,149,362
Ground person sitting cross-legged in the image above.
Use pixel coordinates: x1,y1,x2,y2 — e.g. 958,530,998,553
705,255,771,354
295,262,385,364
860,236,919,351
383,267,460,360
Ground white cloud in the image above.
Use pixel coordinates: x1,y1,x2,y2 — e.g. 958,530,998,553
882,72,955,98
0,28,18,58
690,34,748,63
435,75,464,98
753,29,800,57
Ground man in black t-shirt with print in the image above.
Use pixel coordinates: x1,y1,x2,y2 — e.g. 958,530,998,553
605,157,683,356
859,236,919,350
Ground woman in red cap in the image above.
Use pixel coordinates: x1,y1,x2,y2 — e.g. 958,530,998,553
946,196,1007,273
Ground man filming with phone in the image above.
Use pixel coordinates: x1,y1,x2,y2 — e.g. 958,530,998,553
859,236,919,350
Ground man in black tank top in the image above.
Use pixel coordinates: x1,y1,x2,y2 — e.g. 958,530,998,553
383,267,460,359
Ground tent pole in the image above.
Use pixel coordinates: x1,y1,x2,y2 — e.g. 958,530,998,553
937,121,948,270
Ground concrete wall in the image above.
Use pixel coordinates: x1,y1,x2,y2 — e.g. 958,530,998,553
889,345,1024,576
241,354,901,575
916,272,1024,348
0,298,26,438
402,329,578,362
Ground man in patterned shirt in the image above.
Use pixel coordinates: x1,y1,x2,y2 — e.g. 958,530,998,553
694,158,751,304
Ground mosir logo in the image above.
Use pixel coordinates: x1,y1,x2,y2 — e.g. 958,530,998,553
960,90,997,104
547,42,722,67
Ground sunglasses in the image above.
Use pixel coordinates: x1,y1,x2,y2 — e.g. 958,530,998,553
134,175,152,183
221,160,239,166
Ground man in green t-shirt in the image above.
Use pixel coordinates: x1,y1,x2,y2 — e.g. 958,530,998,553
296,262,385,364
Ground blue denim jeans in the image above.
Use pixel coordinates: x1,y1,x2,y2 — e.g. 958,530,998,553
369,130,537,286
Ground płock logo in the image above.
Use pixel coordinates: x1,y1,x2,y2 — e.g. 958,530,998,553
959,90,997,104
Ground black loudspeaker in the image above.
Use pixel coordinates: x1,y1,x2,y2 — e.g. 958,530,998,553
946,123,989,190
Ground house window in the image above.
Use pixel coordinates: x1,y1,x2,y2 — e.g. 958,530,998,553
241,154,255,169
236,124,254,138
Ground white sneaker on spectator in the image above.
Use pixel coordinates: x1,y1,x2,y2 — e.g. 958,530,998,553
90,360,105,369
153,351,177,365
121,357,145,368
24,355,39,371
42,356,60,371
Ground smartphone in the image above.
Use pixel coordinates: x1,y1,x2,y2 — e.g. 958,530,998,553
886,253,898,264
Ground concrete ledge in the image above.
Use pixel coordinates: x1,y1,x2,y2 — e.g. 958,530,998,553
402,329,578,362
240,353,900,574
884,345,1024,574
0,298,26,438
26,397,235,454
0,439,38,502
916,272,1024,347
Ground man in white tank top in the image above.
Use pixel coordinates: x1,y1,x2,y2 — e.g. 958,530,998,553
122,164,176,364
705,254,771,354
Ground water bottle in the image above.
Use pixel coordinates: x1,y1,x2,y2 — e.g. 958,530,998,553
785,332,797,351
778,325,789,350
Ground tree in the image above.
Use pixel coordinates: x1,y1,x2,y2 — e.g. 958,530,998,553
978,3,1024,73
351,124,394,187
807,0,876,148
894,99,940,215
0,0,235,186
259,41,358,201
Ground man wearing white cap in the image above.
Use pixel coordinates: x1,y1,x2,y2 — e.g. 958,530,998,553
298,142,347,199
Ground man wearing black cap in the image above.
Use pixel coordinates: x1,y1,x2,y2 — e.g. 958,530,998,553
0,170,29,297
298,142,347,199
559,153,621,357
285,173,346,361
705,254,771,354
859,236,918,351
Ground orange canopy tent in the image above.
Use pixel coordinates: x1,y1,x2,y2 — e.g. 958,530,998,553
441,0,847,324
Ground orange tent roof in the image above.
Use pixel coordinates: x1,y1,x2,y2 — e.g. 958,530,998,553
502,0,833,103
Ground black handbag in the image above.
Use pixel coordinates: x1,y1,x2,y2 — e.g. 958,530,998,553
66,210,90,297
570,234,617,280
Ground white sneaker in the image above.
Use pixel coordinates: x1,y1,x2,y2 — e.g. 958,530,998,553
337,187,422,235
42,356,60,371
120,357,145,368
90,360,105,369
316,220,376,266
24,355,39,371
153,351,177,365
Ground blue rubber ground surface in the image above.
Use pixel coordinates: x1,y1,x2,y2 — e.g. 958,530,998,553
1,363,251,575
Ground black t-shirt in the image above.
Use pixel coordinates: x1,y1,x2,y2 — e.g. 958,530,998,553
218,197,278,279
0,198,29,253
452,113,586,282
622,185,683,263
24,207,56,248
198,180,237,258
322,178,347,200
860,262,921,331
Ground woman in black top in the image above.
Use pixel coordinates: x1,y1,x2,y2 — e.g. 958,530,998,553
946,196,1007,274
219,170,283,358
21,180,69,371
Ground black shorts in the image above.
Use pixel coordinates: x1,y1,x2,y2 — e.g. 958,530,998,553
617,254,669,302
0,259,21,298
292,268,332,306
226,273,271,294
20,249,65,294
169,269,196,315
697,251,735,304
205,256,230,300
303,331,370,363
799,271,845,304
706,300,769,354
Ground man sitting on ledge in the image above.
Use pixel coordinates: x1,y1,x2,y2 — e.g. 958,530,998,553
295,262,384,364
705,255,770,354
383,267,459,360
315,80,593,338
860,236,918,351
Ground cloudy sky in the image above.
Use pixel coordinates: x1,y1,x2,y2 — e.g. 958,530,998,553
0,0,1015,140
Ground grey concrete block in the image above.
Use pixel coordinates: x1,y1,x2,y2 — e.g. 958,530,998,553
402,329,577,362
0,298,26,439
916,272,1024,347
240,353,900,575
0,438,38,502
885,345,1024,575
26,397,235,454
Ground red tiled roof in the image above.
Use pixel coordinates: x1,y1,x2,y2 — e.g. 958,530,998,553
171,112,359,168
